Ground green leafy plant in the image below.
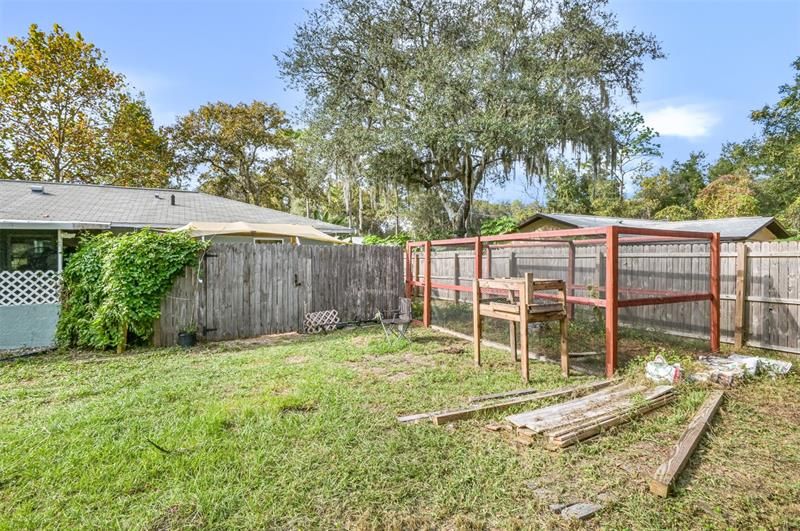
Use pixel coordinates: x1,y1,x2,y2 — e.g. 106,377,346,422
179,322,197,335
480,216,518,236
694,174,759,218
57,229,207,352
362,233,411,246
653,205,694,221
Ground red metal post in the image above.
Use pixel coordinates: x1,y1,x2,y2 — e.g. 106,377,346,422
422,241,432,327
404,242,413,299
710,232,721,352
605,226,619,378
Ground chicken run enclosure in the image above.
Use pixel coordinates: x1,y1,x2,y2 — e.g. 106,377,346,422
406,226,721,378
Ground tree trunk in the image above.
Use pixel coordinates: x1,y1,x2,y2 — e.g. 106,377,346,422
343,178,353,228
357,186,363,233
452,160,481,237
453,197,470,237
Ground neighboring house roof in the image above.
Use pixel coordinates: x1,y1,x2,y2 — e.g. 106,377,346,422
517,213,789,240
0,180,353,234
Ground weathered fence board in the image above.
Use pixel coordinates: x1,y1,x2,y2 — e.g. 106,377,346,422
416,240,800,355
155,244,404,346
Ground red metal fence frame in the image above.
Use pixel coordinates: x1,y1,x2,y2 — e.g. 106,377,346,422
405,225,721,378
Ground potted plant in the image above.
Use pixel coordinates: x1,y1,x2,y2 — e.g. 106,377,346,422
177,322,197,348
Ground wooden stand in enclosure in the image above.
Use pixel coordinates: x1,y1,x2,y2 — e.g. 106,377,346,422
472,273,569,382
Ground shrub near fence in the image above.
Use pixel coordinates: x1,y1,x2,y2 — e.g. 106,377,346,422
155,243,404,346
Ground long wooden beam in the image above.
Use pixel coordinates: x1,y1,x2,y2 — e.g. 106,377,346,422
649,390,725,498
468,387,539,403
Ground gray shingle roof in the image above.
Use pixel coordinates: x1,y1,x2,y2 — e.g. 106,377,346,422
520,213,788,240
0,180,353,234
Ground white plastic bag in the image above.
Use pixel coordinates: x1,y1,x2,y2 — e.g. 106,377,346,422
645,355,683,384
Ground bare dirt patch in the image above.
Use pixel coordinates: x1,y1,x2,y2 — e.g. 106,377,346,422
351,336,371,348
436,344,466,355
349,351,439,380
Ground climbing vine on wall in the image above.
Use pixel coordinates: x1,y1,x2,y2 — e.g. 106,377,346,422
57,229,208,351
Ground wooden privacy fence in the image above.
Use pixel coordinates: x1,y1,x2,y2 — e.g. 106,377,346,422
415,240,800,355
155,243,404,346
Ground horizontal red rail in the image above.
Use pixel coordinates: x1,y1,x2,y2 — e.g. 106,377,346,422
408,226,714,250
412,280,709,308
419,281,607,307
617,292,713,308
571,285,710,298
616,226,715,240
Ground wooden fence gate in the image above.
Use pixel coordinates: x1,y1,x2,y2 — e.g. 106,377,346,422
154,243,404,346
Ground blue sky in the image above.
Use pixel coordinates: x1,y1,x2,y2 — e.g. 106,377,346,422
1,0,799,203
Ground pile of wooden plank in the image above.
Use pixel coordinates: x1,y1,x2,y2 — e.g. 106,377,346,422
397,379,619,425
506,383,676,449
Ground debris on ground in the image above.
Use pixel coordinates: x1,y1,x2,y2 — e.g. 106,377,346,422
645,355,683,384
689,354,792,387
397,379,618,425
560,502,603,520
505,383,676,449
649,390,725,498
729,354,792,375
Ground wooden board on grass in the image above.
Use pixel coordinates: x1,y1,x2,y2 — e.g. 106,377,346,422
468,387,539,403
648,390,725,497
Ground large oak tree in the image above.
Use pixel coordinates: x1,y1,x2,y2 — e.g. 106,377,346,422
168,101,302,209
280,0,663,235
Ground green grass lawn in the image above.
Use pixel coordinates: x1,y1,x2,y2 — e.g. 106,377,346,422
1,326,798,529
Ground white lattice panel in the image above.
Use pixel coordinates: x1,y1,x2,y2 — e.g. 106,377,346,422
304,309,339,334
0,270,60,306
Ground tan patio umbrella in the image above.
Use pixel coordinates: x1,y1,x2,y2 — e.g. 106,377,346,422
170,221,347,245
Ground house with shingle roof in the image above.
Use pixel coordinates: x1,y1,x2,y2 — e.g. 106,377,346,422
0,179,353,350
0,180,353,273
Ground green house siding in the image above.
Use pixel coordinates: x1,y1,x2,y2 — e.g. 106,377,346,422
0,304,60,350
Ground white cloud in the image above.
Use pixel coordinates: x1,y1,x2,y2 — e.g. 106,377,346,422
640,103,720,139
